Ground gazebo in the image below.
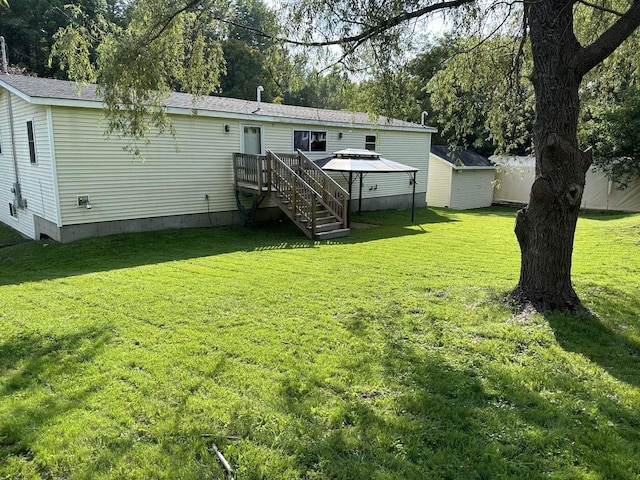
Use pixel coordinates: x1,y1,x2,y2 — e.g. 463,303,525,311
314,149,420,223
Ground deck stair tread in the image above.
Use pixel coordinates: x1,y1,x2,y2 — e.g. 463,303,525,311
234,151,350,240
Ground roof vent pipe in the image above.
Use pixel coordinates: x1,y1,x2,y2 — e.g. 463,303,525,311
0,36,8,75
256,85,264,110
421,111,428,127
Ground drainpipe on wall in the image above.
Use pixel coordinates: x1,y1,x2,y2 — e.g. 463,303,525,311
1,36,25,209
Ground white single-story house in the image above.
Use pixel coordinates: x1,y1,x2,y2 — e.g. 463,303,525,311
0,75,436,242
426,146,496,210
492,156,640,212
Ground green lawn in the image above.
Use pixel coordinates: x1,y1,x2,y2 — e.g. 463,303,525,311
1,207,639,479
0,222,27,245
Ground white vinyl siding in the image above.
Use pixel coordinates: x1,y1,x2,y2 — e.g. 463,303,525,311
367,130,430,200
449,169,496,210
0,90,58,238
52,107,240,226
280,127,431,205
47,105,432,229
427,156,453,207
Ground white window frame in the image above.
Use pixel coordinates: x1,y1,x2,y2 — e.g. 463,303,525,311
365,134,377,151
241,124,264,155
293,129,327,153
27,119,37,164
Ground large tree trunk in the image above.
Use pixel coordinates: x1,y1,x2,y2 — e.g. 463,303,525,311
510,0,592,312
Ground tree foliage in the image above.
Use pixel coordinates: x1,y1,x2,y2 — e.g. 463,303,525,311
426,35,535,156
51,0,230,151
582,87,640,187
219,39,276,101
0,0,127,77
577,7,640,187
423,2,640,183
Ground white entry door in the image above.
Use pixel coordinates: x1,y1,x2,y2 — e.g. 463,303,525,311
242,125,263,154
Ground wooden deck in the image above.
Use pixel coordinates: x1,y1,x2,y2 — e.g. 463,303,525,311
233,151,350,240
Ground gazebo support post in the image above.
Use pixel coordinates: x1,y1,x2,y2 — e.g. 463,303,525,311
348,171,353,228
411,171,417,223
358,173,363,214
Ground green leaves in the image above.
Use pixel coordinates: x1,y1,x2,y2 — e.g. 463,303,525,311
50,5,101,84
50,0,229,151
578,22,640,188
426,35,534,155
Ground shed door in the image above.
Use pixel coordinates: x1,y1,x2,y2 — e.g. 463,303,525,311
242,126,263,155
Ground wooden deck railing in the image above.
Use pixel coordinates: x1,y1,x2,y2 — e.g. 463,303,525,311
274,150,349,227
268,151,319,238
233,151,350,237
233,152,268,191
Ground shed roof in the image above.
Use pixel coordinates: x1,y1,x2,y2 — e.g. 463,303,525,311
0,75,437,132
431,145,495,169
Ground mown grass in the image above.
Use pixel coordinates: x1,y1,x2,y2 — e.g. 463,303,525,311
1,207,639,479
0,222,26,245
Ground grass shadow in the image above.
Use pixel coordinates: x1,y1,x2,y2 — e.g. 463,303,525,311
0,327,111,464
579,210,640,221
546,310,640,389
262,345,490,478
447,205,519,218
0,208,455,286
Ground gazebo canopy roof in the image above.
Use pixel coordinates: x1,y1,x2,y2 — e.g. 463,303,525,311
314,148,419,173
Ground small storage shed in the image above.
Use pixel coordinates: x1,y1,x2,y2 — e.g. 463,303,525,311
492,156,640,212
427,146,496,210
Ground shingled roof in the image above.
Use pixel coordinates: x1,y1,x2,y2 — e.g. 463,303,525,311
0,75,435,132
431,145,495,169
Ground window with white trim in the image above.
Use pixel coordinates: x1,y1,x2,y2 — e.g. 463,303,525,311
27,120,36,163
293,130,327,152
365,134,376,151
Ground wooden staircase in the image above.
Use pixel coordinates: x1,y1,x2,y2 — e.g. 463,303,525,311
233,150,350,240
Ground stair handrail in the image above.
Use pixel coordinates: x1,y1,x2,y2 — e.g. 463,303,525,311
269,151,348,228
272,151,349,228
296,150,349,229
296,150,349,198
268,151,324,198
268,151,321,234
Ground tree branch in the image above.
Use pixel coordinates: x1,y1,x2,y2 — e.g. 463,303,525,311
576,0,624,17
301,0,477,47
144,0,202,47
219,0,476,47
571,0,640,76
121,0,478,56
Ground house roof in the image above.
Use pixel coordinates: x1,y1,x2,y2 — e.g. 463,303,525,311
431,145,495,170
0,75,437,133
